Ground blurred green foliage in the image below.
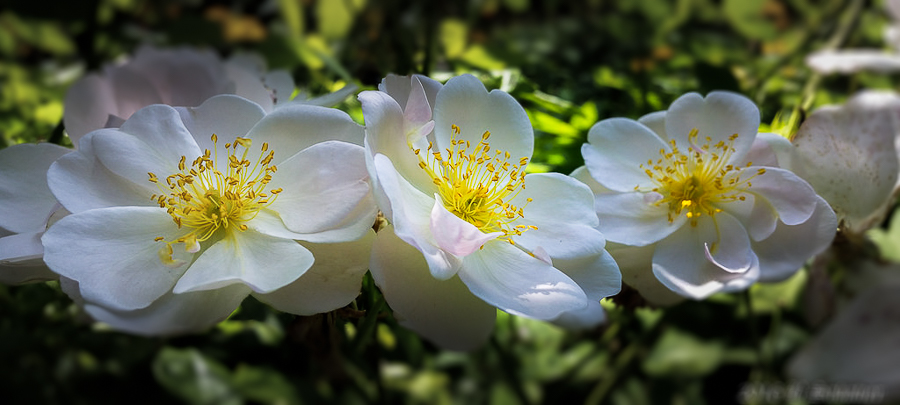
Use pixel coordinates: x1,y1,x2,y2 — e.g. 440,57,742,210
2,0,899,403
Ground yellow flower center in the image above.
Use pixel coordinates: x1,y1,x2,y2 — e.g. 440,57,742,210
414,124,536,245
638,129,765,226
148,134,282,264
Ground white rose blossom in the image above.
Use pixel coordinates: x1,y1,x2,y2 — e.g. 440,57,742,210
580,91,837,300
360,74,621,350
42,95,377,335
63,45,356,144
0,143,70,284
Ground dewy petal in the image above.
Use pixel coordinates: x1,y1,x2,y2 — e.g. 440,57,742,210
754,195,837,282
267,141,375,240
62,73,117,143
245,104,365,162
85,284,251,336
176,94,266,153
458,241,586,320
651,222,760,299
638,110,668,140
431,197,500,257
745,166,817,225
607,243,685,306
0,143,69,233
806,49,900,74
583,118,669,192
510,173,607,259
370,227,496,351
253,231,374,315
594,192,687,246
433,74,533,161
48,131,154,214
664,91,759,162
42,206,190,311
791,90,900,233
172,229,314,294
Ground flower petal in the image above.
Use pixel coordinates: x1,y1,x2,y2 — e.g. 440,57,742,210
0,232,57,284
594,191,687,246
552,249,622,301
431,197,500,257
173,229,314,294
42,206,189,310
127,46,231,108
267,141,375,241
551,300,607,330
379,74,442,113
701,212,753,273
583,118,669,192
754,195,837,282
176,94,266,153
300,83,359,107
664,91,759,162
569,165,611,195
264,71,295,105
0,143,69,233
85,284,250,336
224,63,274,112
806,49,900,74
746,167,817,225
607,243,685,306
62,73,117,143
638,110,668,139
370,227,496,351
254,231,374,315
458,241,587,320
433,74,533,162
246,104,365,161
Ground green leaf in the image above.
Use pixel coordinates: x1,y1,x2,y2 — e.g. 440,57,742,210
152,347,240,405
232,364,301,405
528,110,579,138
723,0,778,40
642,328,724,378
440,19,468,58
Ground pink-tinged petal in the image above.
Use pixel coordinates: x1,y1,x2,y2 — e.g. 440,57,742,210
373,154,459,279
246,104,365,161
433,74,533,161
104,63,164,122
510,173,607,259
755,196,837,282
127,46,231,108
48,132,154,213
791,90,900,233
638,110,668,140
42,206,190,311
787,283,900,399
664,91,760,162
378,74,442,116
430,198,500,257
458,241,587,320
176,94,266,153
594,192,687,246
85,284,251,336
254,232,373,315
172,229,314,294
224,63,274,112
652,223,760,299
553,249,622,301
359,90,437,192
0,143,69,233
62,73,117,143
583,118,668,192
806,49,900,74
745,166,817,225
403,76,434,125
607,243,685,306
370,227,496,351
551,300,606,330
267,141,375,241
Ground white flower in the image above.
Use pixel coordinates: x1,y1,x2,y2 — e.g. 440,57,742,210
806,0,900,74
63,46,356,144
0,143,70,284
789,90,900,233
581,91,836,300
42,95,377,335
360,74,621,350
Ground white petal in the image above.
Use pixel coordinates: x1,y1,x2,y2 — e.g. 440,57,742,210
176,94,266,153
754,195,837,282
552,249,622,301
42,206,189,310
127,46,232,107
246,104,365,161
583,118,668,192
430,197,500,256
402,76,434,125
0,143,69,233
733,132,790,168
652,223,760,299
806,49,900,74
701,213,753,273
267,141,375,240
594,192,687,246
173,230,314,294
0,232,56,283
104,63,164,122
85,284,251,336
569,165,612,195
379,74,442,112
433,74,533,162
265,71,295,105
370,227,496,351
745,166,817,225
225,63,273,111
62,73,117,143
48,132,154,213
607,243,685,306
791,90,900,233
637,110,668,139
664,91,759,162
550,300,606,330
254,231,374,315
458,241,587,320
